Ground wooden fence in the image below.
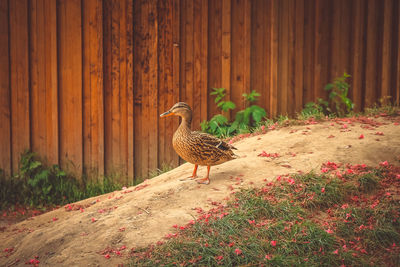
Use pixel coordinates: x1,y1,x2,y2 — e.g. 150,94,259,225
0,0,399,182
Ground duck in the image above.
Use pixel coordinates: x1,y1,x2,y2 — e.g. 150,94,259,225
160,102,237,185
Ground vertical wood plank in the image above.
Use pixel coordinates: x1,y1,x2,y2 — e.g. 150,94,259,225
0,0,11,175
133,0,157,179
133,0,143,179
193,0,208,128
294,0,304,114
339,0,351,77
30,0,58,166
396,0,400,105
83,0,104,180
171,0,180,166
231,0,251,110
207,0,222,117
380,0,393,100
179,0,186,104
331,0,351,85
303,0,315,104
104,0,134,182
147,0,158,174
313,0,332,101
158,0,173,167
9,0,30,173
278,0,288,115
349,0,365,112
287,0,296,115
221,0,231,118
58,0,83,177
330,0,342,79
243,0,251,107
251,0,269,114
111,0,122,176
126,0,134,181
200,0,208,124
269,0,279,117
364,0,379,107
184,0,195,125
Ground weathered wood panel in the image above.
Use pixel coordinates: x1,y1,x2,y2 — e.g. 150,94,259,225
30,0,58,165
58,0,83,176
158,0,173,167
133,0,158,179
231,0,251,111
207,0,222,117
104,0,134,182
349,0,365,112
251,0,269,113
269,0,279,118
9,0,30,173
83,0,104,180
396,0,400,105
0,0,11,175
364,0,381,107
2,0,400,181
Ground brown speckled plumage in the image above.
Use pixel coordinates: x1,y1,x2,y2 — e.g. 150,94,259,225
160,102,237,184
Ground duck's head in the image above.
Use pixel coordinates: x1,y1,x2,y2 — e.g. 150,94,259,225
160,102,192,121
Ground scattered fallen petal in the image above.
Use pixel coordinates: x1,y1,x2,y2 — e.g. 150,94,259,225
234,248,242,255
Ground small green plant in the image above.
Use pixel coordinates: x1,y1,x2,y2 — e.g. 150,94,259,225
298,98,329,120
201,88,235,137
324,72,354,116
210,87,236,112
364,96,400,116
201,88,266,138
0,151,124,209
298,73,355,119
231,90,267,133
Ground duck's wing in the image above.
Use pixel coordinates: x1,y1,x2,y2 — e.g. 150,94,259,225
193,131,237,151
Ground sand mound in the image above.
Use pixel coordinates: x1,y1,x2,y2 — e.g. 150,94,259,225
1,115,399,266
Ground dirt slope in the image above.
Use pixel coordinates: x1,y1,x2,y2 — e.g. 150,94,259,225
1,115,400,267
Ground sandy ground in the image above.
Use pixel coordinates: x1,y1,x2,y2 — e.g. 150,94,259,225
1,115,400,267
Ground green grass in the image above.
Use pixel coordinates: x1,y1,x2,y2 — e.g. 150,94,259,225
149,163,174,179
0,151,128,211
129,163,400,266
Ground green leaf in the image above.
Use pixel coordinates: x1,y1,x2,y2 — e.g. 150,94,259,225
29,161,42,170
200,120,209,132
229,120,239,132
343,98,354,110
221,101,236,111
324,83,334,91
235,110,245,123
250,105,267,123
43,185,52,195
210,114,228,126
243,108,251,125
329,91,337,99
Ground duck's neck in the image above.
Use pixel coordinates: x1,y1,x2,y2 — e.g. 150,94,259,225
177,115,192,134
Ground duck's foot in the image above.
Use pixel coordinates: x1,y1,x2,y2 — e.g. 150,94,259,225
195,177,210,185
179,175,197,181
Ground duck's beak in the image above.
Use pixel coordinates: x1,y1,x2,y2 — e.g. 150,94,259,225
160,110,174,117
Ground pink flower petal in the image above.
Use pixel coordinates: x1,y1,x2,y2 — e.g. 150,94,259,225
234,248,242,255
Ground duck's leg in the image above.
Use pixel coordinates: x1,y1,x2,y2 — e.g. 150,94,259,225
179,164,198,181
196,166,210,185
